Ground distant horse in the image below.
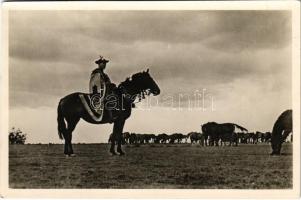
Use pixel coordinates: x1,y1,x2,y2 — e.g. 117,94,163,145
146,134,156,143
237,132,247,144
187,132,203,144
271,109,292,155
169,133,186,144
155,133,169,143
264,132,272,143
202,122,248,146
129,133,137,144
136,134,145,144
248,132,257,144
57,69,160,156
123,132,131,144
256,131,265,143
140,134,156,144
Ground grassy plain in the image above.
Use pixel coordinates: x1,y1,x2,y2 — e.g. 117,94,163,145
9,143,292,189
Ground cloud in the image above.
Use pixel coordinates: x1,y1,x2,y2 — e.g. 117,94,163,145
9,10,292,110
204,11,291,51
9,10,291,63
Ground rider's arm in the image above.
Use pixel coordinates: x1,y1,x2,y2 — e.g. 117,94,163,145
103,73,112,84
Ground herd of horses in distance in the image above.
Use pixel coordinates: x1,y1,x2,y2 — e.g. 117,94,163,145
115,129,275,146
110,110,293,156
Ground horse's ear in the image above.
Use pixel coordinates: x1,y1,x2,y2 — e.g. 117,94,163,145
146,68,149,73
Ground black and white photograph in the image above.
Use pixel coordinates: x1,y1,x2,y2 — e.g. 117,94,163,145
1,1,300,198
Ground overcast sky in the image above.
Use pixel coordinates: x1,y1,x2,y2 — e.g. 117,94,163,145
9,10,292,143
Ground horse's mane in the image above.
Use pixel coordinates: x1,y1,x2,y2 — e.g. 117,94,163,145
118,71,145,88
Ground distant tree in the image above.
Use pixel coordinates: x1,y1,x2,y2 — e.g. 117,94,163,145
9,127,26,144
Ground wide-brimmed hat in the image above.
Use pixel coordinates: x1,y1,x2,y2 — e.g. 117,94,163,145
95,56,109,64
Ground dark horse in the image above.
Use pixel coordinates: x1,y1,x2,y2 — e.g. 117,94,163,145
57,69,160,156
271,109,292,155
202,122,248,146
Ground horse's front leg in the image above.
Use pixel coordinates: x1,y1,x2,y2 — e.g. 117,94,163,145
117,140,125,156
110,139,117,155
113,120,126,156
110,120,125,155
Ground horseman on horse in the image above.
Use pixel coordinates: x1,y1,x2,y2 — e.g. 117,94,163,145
57,55,160,156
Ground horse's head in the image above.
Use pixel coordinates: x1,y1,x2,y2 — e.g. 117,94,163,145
132,69,160,96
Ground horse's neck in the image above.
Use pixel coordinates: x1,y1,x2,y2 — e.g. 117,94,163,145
119,79,140,97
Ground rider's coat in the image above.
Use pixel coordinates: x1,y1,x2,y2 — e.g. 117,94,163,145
89,68,111,96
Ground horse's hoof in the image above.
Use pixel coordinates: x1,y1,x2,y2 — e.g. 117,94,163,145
110,151,117,156
119,152,125,156
65,154,76,158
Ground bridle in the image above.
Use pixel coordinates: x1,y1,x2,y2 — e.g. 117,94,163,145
118,74,153,103
118,85,151,104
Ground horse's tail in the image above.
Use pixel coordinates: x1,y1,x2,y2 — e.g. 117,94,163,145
233,124,248,132
57,101,66,140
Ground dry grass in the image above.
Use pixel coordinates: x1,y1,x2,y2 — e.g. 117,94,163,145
9,143,292,189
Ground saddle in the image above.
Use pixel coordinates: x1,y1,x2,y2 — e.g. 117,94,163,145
79,93,105,122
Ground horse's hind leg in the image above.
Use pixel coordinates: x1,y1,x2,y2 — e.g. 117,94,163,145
110,139,116,155
65,118,80,156
64,132,74,156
